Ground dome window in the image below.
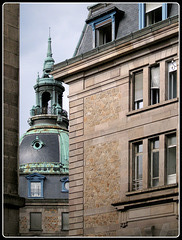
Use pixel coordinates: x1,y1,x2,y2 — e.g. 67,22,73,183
31,136,44,150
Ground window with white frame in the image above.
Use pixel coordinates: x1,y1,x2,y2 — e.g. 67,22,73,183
26,173,45,198
166,133,176,185
132,141,143,191
149,137,159,187
30,182,41,197
168,60,177,100
150,65,160,105
134,71,143,110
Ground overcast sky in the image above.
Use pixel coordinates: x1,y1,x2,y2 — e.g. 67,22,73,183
20,2,95,137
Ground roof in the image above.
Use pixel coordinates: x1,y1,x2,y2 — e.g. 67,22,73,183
72,3,178,57
19,128,69,174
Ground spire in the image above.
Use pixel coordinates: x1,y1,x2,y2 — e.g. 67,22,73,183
42,28,55,77
47,27,52,58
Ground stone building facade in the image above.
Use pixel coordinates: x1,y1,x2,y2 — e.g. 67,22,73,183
3,3,25,236
52,3,179,237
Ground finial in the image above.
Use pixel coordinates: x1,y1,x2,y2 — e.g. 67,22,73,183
49,27,51,38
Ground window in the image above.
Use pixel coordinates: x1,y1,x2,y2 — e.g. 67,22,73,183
62,212,69,231
30,182,41,197
130,132,177,192
134,71,143,110
168,60,177,99
132,142,143,191
30,212,42,231
86,7,124,48
149,138,159,187
166,133,176,184
139,3,168,30
31,136,44,150
150,65,160,105
145,4,162,26
95,21,112,47
26,173,45,198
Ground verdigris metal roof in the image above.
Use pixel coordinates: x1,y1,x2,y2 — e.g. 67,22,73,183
19,129,69,174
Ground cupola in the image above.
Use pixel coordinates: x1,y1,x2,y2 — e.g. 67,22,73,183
28,31,69,130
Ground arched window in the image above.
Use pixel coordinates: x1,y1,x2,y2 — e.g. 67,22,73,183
42,92,51,114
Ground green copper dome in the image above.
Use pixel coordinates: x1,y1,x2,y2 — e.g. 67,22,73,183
19,128,69,174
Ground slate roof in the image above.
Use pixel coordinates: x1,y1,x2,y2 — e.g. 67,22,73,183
73,3,179,57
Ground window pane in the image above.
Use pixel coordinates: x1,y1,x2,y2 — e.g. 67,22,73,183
136,143,143,153
31,182,41,197
30,212,42,230
137,155,143,179
151,66,160,88
134,72,143,101
152,179,159,187
167,147,176,175
153,152,159,178
168,134,176,146
96,23,112,47
62,213,69,230
173,72,177,98
133,142,143,191
151,88,159,104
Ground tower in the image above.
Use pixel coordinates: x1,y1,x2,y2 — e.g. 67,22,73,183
19,33,69,236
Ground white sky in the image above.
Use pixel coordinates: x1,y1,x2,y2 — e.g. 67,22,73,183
20,2,95,137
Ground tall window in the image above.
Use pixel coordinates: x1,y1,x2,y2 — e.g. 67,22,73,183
132,142,143,191
168,61,177,100
30,212,42,231
95,21,112,47
149,138,159,187
145,4,162,26
150,65,160,105
62,212,69,231
26,173,45,199
166,133,176,184
134,71,143,110
30,182,41,197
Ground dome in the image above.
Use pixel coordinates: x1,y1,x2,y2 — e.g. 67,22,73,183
19,128,69,174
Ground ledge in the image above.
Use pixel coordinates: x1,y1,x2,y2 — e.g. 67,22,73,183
4,194,25,208
53,15,178,73
112,184,178,211
126,98,178,117
125,183,178,196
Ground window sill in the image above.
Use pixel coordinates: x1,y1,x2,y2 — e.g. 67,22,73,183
125,183,178,196
112,183,178,211
127,98,178,117
29,229,43,232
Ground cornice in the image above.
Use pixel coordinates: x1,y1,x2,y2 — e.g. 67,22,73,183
52,16,178,83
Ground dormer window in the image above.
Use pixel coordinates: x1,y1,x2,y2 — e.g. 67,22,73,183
145,4,162,26
95,20,112,47
139,3,168,29
26,173,46,198
86,6,124,48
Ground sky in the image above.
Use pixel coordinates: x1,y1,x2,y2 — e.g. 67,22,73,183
20,2,95,137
